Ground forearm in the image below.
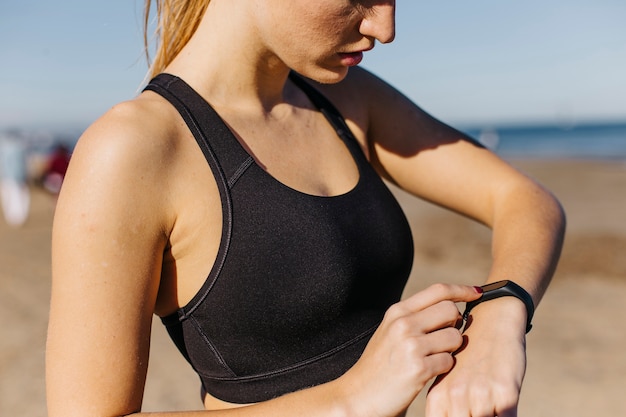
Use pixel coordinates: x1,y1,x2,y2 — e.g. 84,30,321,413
49,379,350,417
124,381,351,417
423,188,563,415
485,181,566,307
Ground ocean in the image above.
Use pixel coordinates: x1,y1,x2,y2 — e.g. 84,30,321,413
462,121,626,160
3,121,626,162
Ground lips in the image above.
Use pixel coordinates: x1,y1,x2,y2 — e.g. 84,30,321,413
338,51,364,66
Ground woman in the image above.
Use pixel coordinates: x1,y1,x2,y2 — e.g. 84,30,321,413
46,1,565,416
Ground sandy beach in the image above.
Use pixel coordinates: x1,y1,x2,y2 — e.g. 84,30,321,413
1,158,625,416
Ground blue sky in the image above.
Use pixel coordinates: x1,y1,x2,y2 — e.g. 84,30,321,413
1,0,625,132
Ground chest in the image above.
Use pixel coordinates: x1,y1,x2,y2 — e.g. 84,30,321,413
166,154,415,382
155,110,368,317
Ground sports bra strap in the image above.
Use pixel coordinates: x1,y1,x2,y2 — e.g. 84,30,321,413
143,74,253,188
288,72,364,154
143,73,236,321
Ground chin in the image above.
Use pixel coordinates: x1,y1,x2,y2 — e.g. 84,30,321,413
293,65,350,85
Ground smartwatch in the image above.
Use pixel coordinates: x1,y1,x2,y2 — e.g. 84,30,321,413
463,280,535,333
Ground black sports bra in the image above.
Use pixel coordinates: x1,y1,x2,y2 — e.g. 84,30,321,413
144,73,414,404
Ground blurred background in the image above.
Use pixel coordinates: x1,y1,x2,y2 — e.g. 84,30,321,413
1,0,625,153
1,1,625,416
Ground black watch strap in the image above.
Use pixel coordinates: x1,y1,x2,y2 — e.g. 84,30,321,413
463,280,535,333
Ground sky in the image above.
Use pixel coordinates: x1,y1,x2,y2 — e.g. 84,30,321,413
1,0,625,133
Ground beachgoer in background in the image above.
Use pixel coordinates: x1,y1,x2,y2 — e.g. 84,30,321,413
46,1,566,417
41,144,71,195
0,135,30,227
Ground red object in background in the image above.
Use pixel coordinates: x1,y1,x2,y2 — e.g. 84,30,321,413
43,145,71,194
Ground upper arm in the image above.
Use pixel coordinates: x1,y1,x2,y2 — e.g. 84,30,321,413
46,102,174,416
339,67,548,226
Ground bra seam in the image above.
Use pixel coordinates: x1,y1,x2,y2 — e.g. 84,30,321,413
227,156,255,189
189,316,237,377
195,323,378,382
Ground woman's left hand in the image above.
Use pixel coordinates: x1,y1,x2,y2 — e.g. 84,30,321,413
425,298,528,417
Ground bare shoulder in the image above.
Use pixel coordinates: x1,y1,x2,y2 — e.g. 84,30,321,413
58,91,191,235
69,91,192,193
72,92,183,176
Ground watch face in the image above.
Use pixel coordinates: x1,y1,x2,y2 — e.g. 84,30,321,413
482,280,509,292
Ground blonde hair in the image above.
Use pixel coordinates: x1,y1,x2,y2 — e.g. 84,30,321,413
143,0,211,79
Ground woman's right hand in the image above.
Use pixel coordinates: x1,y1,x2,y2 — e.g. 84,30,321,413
337,283,482,417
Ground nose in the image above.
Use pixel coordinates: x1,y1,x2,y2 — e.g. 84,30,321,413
359,2,396,44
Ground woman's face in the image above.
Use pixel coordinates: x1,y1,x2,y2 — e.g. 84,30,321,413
251,0,396,83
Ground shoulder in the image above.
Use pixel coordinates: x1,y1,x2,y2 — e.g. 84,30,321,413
75,92,182,171
69,90,194,191
59,91,191,235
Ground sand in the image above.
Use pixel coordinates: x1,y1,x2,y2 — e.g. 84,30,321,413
1,159,625,416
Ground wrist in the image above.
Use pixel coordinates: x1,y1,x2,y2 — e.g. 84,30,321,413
463,280,534,332
463,296,528,338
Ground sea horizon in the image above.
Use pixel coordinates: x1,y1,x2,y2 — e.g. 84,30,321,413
462,120,626,160
2,118,626,161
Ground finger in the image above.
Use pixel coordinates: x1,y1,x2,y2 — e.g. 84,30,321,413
455,389,519,417
496,403,519,417
429,379,520,417
465,391,498,417
409,300,462,334
421,327,464,356
426,381,472,417
401,283,482,314
422,351,456,382
493,388,520,417
467,395,516,417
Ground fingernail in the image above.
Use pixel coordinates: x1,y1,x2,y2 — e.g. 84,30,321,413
473,286,483,294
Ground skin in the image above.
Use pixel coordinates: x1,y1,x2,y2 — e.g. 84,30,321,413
46,0,566,416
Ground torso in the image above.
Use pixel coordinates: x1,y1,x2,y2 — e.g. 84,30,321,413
140,71,412,408
152,73,370,319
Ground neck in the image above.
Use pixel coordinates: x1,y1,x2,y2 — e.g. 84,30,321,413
164,0,293,114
